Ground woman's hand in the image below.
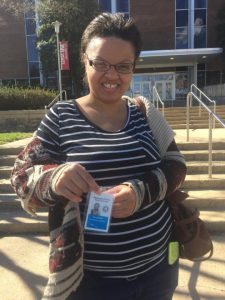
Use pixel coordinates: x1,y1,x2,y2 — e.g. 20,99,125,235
53,163,100,202
106,185,137,218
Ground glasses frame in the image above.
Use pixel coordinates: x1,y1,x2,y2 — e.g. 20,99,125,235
85,54,135,74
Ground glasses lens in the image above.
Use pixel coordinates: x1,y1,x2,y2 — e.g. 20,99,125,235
92,60,109,72
116,63,134,74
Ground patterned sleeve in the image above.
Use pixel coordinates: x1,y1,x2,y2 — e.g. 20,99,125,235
10,104,67,215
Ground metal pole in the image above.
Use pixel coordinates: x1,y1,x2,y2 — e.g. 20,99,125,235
56,31,62,101
186,93,190,142
53,21,62,101
208,113,213,178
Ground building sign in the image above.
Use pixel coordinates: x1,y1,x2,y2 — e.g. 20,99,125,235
60,41,70,70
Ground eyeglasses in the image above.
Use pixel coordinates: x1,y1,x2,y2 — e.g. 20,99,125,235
85,54,135,74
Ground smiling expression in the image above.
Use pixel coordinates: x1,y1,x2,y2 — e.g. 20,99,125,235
84,36,135,104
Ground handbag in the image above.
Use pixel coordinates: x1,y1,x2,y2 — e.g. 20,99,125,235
132,96,213,261
166,190,213,261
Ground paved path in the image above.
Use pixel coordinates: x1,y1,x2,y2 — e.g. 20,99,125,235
0,234,224,300
0,128,225,299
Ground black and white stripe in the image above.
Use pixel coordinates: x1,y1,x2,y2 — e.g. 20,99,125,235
37,100,173,278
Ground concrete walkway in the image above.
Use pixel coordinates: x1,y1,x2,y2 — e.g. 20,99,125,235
0,234,224,300
0,128,225,299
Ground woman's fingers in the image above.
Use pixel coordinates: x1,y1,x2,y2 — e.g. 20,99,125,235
54,163,100,202
111,185,136,218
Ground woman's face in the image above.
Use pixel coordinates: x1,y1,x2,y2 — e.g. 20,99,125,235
84,36,135,104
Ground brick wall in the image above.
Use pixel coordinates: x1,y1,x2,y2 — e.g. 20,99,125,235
0,8,28,79
131,0,175,51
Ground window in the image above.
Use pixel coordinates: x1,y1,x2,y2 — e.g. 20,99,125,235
29,62,40,78
195,0,207,8
98,0,129,16
98,0,111,12
175,1,189,49
175,0,207,49
26,18,36,35
24,0,41,85
27,36,39,61
176,0,188,9
194,1,207,48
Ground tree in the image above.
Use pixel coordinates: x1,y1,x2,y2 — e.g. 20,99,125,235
0,0,33,16
0,0,99,96
37,0,99,97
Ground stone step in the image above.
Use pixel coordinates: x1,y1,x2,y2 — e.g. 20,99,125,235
1,188,225,211
0,166,11,179
181,150,225,161
167,116,225,122
0,208,224,234
0,210,48,234
0,179,14,193
177,142,225,151
0,154,17,165
186,161,225,174
0,193,21,210
182,174,225,189
170,124,223,129
184,189,225,209
0,137,31,155
1,150,225,170
2,160,225,179
1,173,225,193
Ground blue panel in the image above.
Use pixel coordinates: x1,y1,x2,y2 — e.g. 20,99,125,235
176,27,188,49
176,11,188,27
99,0,111,12
26,18,36,35
116,0,128,12
176,0,188,9
195,0,207,8
27,36,39,61
29,62,40,78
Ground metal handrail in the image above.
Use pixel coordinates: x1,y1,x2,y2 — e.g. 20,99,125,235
45,89,68,112
191,84,216,127
186,91,225,178
153,86,165,116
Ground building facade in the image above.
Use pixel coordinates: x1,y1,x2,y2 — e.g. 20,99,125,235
0,0,224,103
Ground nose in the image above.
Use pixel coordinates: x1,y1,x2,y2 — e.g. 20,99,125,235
104,65,119,78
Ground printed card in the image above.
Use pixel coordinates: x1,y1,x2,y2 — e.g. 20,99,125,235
84,191,114,232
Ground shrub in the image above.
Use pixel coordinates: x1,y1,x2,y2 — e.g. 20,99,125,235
0,87,57,110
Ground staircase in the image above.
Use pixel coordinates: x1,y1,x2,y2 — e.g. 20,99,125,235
164,104,225,129
0,127,225,235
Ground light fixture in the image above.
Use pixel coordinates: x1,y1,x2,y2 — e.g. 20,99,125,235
202,55,207,59
170,57,174,60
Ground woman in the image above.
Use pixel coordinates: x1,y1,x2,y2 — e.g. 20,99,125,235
11,13,186,300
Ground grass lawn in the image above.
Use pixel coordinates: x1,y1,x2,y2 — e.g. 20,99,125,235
0,132,33,145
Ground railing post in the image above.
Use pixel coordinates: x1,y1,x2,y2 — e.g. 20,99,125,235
208,113,213,178
186,93,190,142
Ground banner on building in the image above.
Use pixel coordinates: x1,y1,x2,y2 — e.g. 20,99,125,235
60,41,70,70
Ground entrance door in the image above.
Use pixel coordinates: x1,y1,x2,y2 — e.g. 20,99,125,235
132,81,151,100
155,80,174,100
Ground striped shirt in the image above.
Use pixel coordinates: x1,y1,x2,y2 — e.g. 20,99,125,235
37,100,173,278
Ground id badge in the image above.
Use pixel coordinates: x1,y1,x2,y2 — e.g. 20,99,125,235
168,241,179,265
84,191,114,232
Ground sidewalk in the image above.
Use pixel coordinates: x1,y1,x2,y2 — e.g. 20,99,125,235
0,234,224,300
0,129,225,299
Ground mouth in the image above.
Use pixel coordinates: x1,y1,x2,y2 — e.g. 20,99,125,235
103,83,118,90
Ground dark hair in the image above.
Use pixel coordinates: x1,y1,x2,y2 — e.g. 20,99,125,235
80,13,142,61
